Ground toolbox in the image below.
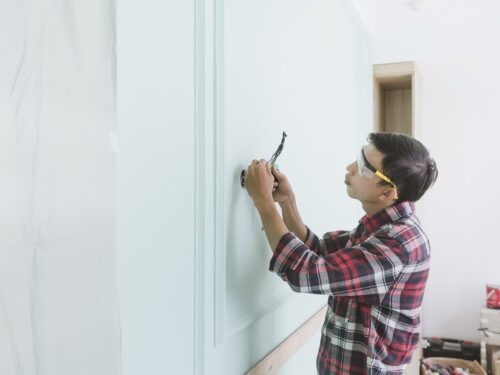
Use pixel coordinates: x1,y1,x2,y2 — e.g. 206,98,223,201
423,337,481,362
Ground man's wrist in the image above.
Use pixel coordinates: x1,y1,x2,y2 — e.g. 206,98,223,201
278,193,296,209
254,197,275,213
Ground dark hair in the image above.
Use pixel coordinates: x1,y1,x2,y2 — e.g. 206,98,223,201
368,132,438,202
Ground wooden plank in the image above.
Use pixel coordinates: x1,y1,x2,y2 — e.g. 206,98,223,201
246,305,328,375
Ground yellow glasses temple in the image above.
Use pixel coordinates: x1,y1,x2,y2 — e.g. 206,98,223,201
374,171,399,199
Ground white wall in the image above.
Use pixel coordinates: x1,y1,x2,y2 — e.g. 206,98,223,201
366,1,500,341
0,1,119,374
117,0,372,374
116,0,195,374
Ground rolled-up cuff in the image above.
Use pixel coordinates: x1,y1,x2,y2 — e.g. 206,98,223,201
303,225,319,251
269,232,308,281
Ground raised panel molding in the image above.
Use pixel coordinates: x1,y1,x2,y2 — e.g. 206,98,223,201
212,0,295,345
194,1,373,374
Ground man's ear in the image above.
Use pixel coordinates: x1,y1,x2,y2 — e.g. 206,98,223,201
379,188,397,201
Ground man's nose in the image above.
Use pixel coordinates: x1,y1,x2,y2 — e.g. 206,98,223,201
346,161,356,174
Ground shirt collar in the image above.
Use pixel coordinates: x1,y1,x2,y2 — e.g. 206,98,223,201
359,201,415,234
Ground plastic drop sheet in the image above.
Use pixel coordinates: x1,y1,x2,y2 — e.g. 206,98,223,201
0,1,119,374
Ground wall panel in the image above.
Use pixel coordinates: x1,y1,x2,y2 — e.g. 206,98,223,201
198,0,373,373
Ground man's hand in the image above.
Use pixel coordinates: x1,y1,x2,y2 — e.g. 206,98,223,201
244,159,290,252
244,159,275,207
271,166,294,205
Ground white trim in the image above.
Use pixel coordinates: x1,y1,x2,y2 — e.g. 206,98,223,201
194,0,206,373
213,0,225,347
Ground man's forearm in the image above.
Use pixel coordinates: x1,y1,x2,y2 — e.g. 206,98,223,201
255,199,289,252
279,194,307,242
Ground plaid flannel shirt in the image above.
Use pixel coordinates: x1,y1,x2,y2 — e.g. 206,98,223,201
269,201,430,375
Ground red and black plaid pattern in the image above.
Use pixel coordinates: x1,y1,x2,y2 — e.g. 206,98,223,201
269,201,430,374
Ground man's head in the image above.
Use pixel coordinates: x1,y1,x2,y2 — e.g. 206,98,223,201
345,132,438,212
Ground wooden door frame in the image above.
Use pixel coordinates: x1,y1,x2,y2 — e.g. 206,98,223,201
373,61,417,137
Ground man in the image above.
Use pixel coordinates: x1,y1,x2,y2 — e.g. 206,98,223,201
244,132,438,374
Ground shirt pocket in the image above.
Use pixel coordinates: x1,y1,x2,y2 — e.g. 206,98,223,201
331,297,352,325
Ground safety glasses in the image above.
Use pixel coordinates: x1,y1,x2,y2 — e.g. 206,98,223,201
356,148,399,199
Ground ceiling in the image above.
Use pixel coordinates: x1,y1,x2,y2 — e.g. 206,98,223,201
349,0,499,34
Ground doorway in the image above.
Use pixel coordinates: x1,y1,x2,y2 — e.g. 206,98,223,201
373,61,416,136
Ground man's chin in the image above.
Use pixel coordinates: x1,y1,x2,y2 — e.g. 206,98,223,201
345,187,354,198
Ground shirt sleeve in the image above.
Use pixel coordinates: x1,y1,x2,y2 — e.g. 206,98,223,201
303,225,351,256
269,231,405,305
